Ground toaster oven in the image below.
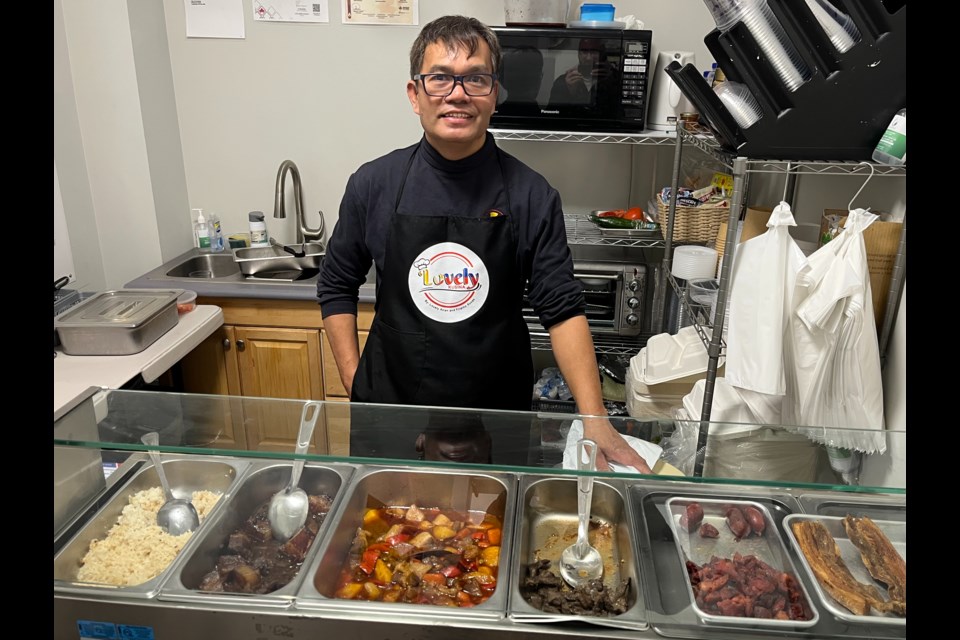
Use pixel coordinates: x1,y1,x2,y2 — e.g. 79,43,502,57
523,261,650,337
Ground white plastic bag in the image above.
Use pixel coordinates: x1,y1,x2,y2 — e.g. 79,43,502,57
785,208,886,454
725,201,808,396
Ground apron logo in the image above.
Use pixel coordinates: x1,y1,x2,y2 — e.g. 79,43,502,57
408,242,489,323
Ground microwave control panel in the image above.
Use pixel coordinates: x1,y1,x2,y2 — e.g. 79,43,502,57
620,39,650,121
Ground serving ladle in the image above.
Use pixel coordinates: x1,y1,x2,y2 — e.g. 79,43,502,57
559,438,604,588
141,432,200,536
268,401,321,542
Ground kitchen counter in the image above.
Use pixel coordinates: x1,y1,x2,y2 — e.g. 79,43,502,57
125,248,377,303
53,304,224,414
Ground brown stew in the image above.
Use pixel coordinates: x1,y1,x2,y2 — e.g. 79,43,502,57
333,504,503,607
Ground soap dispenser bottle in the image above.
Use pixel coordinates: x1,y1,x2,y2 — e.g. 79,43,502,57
248,211,269,247
192,208,211,252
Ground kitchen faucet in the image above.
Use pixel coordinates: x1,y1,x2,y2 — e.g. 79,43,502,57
273,159,325,246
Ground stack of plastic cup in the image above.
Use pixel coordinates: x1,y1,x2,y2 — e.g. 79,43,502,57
666,246,719,333
701,0,811,92
804,0,861,54
713,80,763,128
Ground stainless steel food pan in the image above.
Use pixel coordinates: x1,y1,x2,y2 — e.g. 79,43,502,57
797,491,907,522
160,461,354,608
508,475,647,631
55,289,182,355
783,514,906,627
629,483,839,637
233,243,324,276
664,497,819,629
295,465,517,621
53,455,247,599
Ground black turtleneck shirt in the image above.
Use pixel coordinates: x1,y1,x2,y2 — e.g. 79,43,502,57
317,133,585,329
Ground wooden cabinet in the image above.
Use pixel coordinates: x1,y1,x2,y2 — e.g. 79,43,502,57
179,296,374,453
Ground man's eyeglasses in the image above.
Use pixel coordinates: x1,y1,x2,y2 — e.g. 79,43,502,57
414,73,498,97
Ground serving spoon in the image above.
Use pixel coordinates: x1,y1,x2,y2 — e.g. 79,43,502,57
559,438,604,588
268,401,321,542
141,432,200,536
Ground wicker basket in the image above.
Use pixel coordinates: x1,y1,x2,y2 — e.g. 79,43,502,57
656,196,730,244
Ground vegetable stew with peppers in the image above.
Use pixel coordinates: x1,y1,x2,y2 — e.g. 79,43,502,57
333,504,503,607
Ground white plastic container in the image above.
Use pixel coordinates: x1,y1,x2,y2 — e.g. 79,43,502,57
248,211,269,247
872,108,906,166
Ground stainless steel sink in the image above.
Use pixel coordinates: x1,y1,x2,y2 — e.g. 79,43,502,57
165,254,241,279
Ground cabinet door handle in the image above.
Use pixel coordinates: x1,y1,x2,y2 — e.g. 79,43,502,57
222,338,231,351
236,339,246,351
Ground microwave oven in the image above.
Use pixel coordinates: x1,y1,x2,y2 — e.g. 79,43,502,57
492,26,653,133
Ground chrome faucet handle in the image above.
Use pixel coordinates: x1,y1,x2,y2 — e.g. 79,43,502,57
273,160,325,246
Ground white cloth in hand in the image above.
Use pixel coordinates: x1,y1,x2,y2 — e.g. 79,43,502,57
562,419,663,473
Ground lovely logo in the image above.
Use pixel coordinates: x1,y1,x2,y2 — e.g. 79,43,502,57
407,242,488,323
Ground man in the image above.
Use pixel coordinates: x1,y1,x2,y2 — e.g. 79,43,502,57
548,38,619,113
317,15,651,474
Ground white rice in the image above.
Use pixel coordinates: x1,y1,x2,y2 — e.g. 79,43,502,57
76,486,221,586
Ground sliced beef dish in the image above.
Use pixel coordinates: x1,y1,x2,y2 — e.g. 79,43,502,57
198,493,334,594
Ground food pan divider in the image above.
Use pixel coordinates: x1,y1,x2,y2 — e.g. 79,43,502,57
782,514,906,628
507,472,648,631
53,455,250,600
157,460,356,608
293,464,518,622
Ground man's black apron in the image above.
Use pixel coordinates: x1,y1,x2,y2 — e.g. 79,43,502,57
351,144,533,411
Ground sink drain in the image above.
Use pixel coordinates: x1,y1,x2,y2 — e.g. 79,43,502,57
188,269,214,278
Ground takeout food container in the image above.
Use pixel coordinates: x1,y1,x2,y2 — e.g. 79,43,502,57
295,466,517,621
507,476,647,631
55,289,182,356
53,455,247,599
664,497,819,629
782,514,906,627
159,461,353,608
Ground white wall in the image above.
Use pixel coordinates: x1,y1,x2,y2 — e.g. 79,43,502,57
54,0,905,483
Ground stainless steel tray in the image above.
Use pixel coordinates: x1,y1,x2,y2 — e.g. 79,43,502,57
295,465,517,621
664,496,819,630
159,461,354,608
55,289,182,355
233,243,324,276
588,211,661,238
782,514,906,627
508,475,647,631
53,455,248,599
797,491,907,522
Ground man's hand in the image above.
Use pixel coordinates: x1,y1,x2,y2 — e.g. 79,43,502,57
564,68,586,91
582,416,654,475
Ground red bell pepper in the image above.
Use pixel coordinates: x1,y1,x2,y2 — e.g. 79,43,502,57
359,548,381,575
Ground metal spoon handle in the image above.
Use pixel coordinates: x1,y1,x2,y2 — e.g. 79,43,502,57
287,402,320,492
141,432,174,502
575,439,597,559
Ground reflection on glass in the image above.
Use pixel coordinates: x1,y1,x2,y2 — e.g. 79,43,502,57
52,389,906,493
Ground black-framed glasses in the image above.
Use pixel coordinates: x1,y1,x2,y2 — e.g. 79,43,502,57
413,73,498,97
